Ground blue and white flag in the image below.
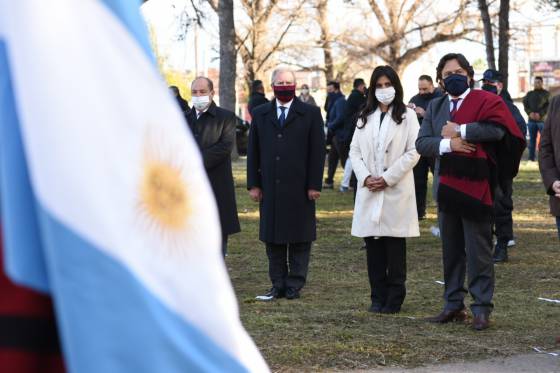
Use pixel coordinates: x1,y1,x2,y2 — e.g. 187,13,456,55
0,0,268,372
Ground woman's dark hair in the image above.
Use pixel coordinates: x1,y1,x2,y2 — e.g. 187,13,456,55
436,53,475,89
358,65,406,128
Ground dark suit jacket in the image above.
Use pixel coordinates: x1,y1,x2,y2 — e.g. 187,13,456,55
247,99,325,244
539,95,560,216
187,102,241,235
416,93,505,197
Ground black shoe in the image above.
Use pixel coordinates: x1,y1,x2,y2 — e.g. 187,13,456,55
368,304,383,313
493,242,508,263
285,287,300,300
255,287,285,301
323,182,334,189
381,306,401,314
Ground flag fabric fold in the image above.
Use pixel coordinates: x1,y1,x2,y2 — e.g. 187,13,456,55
0,0,268,372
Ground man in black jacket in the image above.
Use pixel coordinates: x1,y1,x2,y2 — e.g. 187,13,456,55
187,77,241,257
324,81,345,189
480,69,527,262
247,68,325,301
408,75,443,219
523,76,550,161
248,80,269,117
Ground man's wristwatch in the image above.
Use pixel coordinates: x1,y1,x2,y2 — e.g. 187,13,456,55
455,125,461,137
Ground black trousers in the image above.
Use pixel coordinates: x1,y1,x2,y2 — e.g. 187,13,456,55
439,210,494,316
266,242,311,290
364,237,407,309
222,234,228,257
494,179,514,243
326,138,340,184
412,156,433,218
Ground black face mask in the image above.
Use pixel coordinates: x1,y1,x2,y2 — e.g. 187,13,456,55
481,84,498,95
419,92,434,99
443,74,469,96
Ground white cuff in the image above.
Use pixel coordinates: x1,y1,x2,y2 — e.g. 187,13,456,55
460,124,467,139
439,139,452,155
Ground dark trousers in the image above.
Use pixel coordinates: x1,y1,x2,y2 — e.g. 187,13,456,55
494,179,514,243
222,234,228,257
556,217,560,240
439,210,494,316
335,139,350,168
326,138,341,184
528,120,544,161
364,237,407,309
266,242,311,290
412,156,433,218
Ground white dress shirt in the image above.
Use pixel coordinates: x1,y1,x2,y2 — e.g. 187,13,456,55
439,88,471,154
276,99,293,119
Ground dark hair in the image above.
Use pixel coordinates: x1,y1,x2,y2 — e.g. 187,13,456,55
358,65,406,128
169,86,180,95
192,76,214,91
535,76,544,82
418,75,433,83
327,81,340,90
251,80,264,92
436,53,475,89
353,78,366,89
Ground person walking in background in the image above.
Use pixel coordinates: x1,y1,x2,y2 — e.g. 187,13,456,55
340,78,367,192
327,84,348,183
480,69,527,262
324,81,345,189
187,77,241,257
299,84,317,106
539,95,560,239
350,66,420,314
416,53,525,330
523,76,550,161
247,68,325,301
248,79,269,117
169,85,189,113
408,75,443,219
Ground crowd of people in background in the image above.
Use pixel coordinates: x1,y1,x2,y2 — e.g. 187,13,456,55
172,52,559,332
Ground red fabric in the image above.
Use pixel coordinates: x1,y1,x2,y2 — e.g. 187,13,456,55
0,229,66,373
439,90,525,210
0,350,65,373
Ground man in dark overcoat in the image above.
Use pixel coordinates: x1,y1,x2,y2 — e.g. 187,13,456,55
247,68,325,301
187,77,240,257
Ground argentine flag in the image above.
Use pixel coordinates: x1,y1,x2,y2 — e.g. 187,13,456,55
0,0,268,372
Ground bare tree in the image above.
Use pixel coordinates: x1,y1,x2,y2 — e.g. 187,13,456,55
498,0,510,90
362,0,478,74
478,0,496,69
316,0,335,82
235,0,304,90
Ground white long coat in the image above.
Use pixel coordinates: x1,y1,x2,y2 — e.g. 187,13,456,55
349,107,420,238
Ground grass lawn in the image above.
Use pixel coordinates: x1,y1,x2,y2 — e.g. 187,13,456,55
227,159,560,371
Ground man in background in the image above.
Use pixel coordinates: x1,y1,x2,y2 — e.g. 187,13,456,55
187,77,241,257
480,69,527,262
523,76,550,161
248,80,269,117
408,75,442,219
324,81,345,189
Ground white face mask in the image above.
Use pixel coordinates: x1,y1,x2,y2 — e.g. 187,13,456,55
191,95,211,111
375,87,396,105
301,88,309,95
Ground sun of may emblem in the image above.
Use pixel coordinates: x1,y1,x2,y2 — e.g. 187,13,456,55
139,159,190,231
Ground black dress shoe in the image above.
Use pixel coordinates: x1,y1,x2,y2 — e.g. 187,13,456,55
472,313,490,330
381,306,401,314
255,287,285,301
285,287,300,300
425,308,468,323
368,304,383,313
493,242,508,263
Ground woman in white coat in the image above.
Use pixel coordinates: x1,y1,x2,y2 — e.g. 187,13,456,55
349,66,420,314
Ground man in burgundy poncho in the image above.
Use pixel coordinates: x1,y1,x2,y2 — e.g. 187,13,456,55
416,53,525,330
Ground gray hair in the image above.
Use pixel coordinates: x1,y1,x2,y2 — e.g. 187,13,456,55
270,68,296,85
191,76,214,91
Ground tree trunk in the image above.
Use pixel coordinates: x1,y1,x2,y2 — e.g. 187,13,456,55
217,0,239,158
478,0,496,70
317,0,334,82
498,0,510,91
